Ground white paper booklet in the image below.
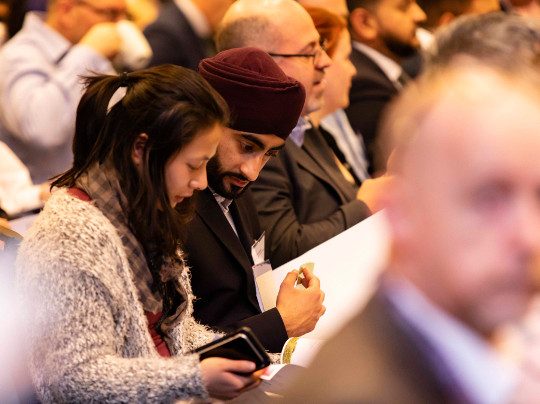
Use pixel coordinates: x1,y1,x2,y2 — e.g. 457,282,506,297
256,211,391,366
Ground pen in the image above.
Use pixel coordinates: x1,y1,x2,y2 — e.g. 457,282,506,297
294,262,314,287
294,270,305,287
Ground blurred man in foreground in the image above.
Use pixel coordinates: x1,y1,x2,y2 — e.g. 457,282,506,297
285,63,540,403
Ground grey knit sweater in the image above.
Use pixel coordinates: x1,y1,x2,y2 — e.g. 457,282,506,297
16,189,219,403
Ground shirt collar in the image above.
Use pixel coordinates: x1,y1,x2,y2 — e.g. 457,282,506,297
384,275,517,404
211,188,233,211
23,12,72,64
289,116,312,147
174,0,211,38
353,41,403,84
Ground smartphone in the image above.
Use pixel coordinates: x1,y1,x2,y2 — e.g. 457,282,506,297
192,326,270,371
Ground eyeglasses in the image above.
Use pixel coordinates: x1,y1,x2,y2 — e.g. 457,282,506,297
77,0,127,21
268,38,328,65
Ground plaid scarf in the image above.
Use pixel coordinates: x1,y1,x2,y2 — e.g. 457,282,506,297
76,162,187,334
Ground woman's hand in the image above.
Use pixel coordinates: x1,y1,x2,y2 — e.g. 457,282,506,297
200,357,261,400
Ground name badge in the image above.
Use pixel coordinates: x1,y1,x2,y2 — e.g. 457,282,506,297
251,231,265,265
252,260,272,312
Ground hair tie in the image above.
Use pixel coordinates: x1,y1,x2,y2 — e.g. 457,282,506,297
120,71,130,87
107,72,130,113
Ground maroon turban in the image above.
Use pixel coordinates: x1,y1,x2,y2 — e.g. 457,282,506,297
198,47,306,139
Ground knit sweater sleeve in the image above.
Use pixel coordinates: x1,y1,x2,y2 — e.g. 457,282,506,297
19,259,208,403
16,192,209,403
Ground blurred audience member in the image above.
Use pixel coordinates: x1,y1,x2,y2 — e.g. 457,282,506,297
285,63,540,403
345,0,426,174
425,11,540,73
0,0,124,183
0,141,49,218
419,0,500,32
217,0,387,268
402,0,500,77
0,0,28,43
307,6,369,185
145,0,234,69
503,0,540,17
426,12,540,402
16,65,262,402
126,0,159,29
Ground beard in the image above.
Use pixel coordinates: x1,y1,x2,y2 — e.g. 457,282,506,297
381,32,418,59
206,155,252,200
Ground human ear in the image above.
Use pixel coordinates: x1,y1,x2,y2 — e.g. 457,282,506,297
349,7,379,42
131,133,149,169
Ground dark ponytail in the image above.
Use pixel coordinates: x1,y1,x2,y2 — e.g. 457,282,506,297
53,65,229,322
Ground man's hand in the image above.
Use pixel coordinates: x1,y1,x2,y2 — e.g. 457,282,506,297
79,22,122,60
200,357,261,400
276,266,326,337
356,175,393,213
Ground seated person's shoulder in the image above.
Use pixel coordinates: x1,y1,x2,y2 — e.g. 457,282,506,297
17,189,128,283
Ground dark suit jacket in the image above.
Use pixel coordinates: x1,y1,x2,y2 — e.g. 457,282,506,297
144,1,211,70
183,189,288,353
284,289,471,403
345,46,399,174
251,127,371,268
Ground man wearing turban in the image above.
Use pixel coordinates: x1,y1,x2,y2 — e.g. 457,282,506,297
183,47,326,353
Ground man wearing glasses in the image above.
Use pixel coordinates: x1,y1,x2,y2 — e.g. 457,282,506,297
216,0,383,268
0,0,125,183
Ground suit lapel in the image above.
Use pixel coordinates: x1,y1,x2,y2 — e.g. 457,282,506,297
194,190,261,312
297,128,357,202
195,190,254,271
351,47,400,92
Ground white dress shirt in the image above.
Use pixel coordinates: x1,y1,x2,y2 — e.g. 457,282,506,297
0,12,113,183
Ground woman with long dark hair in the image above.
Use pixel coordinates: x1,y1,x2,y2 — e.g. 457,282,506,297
16,64,261,402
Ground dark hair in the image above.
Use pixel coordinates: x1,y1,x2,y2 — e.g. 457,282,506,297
0,0,27,38
417,0,471,29
346,0,379,13
53,65,228,315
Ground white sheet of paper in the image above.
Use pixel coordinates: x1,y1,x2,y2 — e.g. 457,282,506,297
256,211,390,340
9,213,38,236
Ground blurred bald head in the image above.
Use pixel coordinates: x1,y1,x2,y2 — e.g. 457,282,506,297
426,12,540,74
217,0,313,51
382,64,540,338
